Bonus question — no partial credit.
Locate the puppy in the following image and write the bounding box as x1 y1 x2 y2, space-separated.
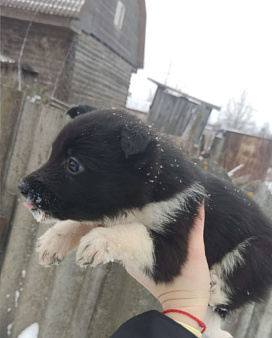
18 106 272 337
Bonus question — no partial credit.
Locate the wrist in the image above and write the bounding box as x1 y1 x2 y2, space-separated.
159 290 209 320
162 308 206 334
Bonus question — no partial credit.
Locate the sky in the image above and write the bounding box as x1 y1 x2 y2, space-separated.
128 0 272 127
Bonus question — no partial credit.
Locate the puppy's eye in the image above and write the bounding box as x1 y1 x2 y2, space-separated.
67 158 83 174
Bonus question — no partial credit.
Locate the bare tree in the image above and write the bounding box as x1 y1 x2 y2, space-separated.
258 121 272 139
221 90 257 133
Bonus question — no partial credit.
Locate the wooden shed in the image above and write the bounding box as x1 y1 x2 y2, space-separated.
0 0 146 107
210 130 272 186
148 79 220 136
148 79 220 154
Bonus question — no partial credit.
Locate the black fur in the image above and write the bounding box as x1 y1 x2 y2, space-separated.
19 108 272 317
66 105 97 119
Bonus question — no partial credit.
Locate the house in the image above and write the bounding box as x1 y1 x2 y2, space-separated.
0 0 146 107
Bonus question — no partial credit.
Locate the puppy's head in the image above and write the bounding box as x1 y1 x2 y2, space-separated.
18 109 159 222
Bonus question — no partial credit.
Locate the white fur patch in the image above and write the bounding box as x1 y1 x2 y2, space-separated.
209 240 250 307
30 209 46 222
204 307 233 338
102 183 206 234
220 240 249 275
140 183 206 233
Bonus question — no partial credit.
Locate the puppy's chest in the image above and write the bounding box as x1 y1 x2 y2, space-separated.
101 208 156 230
102 185 206 232
102 194 184 233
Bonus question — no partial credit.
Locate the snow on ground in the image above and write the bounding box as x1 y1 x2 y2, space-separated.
15 290 20 307
17 323 39 338
7 323 13 336
265 181 272 192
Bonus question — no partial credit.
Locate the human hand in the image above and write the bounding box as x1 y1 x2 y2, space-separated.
126 205 210 332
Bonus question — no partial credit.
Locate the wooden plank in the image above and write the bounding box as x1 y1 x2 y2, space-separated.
70 33 133 107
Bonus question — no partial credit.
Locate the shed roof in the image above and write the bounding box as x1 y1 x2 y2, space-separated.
1 0 85 18
223 128 272 141
149 78 221 111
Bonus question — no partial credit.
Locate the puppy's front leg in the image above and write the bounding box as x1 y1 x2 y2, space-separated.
76 223 154 273
37 220 96 266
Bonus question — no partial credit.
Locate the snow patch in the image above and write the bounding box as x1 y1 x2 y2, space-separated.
15 290 20 307
35 196 42 204
7 323 13 336
265 181 272 192
22 270 26 278
18 323 39 338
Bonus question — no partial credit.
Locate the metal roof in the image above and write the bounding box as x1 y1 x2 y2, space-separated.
1 0 86 18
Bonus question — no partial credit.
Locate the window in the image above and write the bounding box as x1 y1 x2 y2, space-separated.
114 1 126 30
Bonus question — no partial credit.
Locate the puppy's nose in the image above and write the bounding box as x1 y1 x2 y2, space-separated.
18 181 30 197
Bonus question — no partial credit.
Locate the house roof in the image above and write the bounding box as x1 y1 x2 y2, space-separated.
1 0 85 18
1 0 146 69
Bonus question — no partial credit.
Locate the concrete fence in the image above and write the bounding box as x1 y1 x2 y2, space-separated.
0 86 160 338
0 86 271 338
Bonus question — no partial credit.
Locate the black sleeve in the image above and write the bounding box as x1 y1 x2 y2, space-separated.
111 310 197 338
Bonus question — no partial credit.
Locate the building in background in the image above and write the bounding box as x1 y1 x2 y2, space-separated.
147 79 220 155
1 0 146 107
209 130 272 187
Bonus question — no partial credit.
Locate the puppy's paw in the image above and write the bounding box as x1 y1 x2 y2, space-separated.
37 229 68 267
209 270 229 307
76 228 120 268
209 270 218 293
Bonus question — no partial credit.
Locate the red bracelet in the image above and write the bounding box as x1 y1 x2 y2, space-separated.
162 309 206 334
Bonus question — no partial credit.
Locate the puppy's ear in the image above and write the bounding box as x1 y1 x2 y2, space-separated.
67 105 97 119
121 126 151 158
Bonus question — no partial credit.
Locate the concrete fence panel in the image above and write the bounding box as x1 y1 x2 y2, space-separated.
0 95 160 338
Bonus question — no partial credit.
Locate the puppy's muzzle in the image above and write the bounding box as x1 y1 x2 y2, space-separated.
18 181 30 198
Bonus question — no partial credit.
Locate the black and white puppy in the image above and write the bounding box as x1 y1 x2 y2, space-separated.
18 107 272 338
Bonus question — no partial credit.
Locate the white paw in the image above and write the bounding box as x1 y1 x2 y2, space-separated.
209 269 230 307
36 228 68 266
209 270 218 290
76 228 120 268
